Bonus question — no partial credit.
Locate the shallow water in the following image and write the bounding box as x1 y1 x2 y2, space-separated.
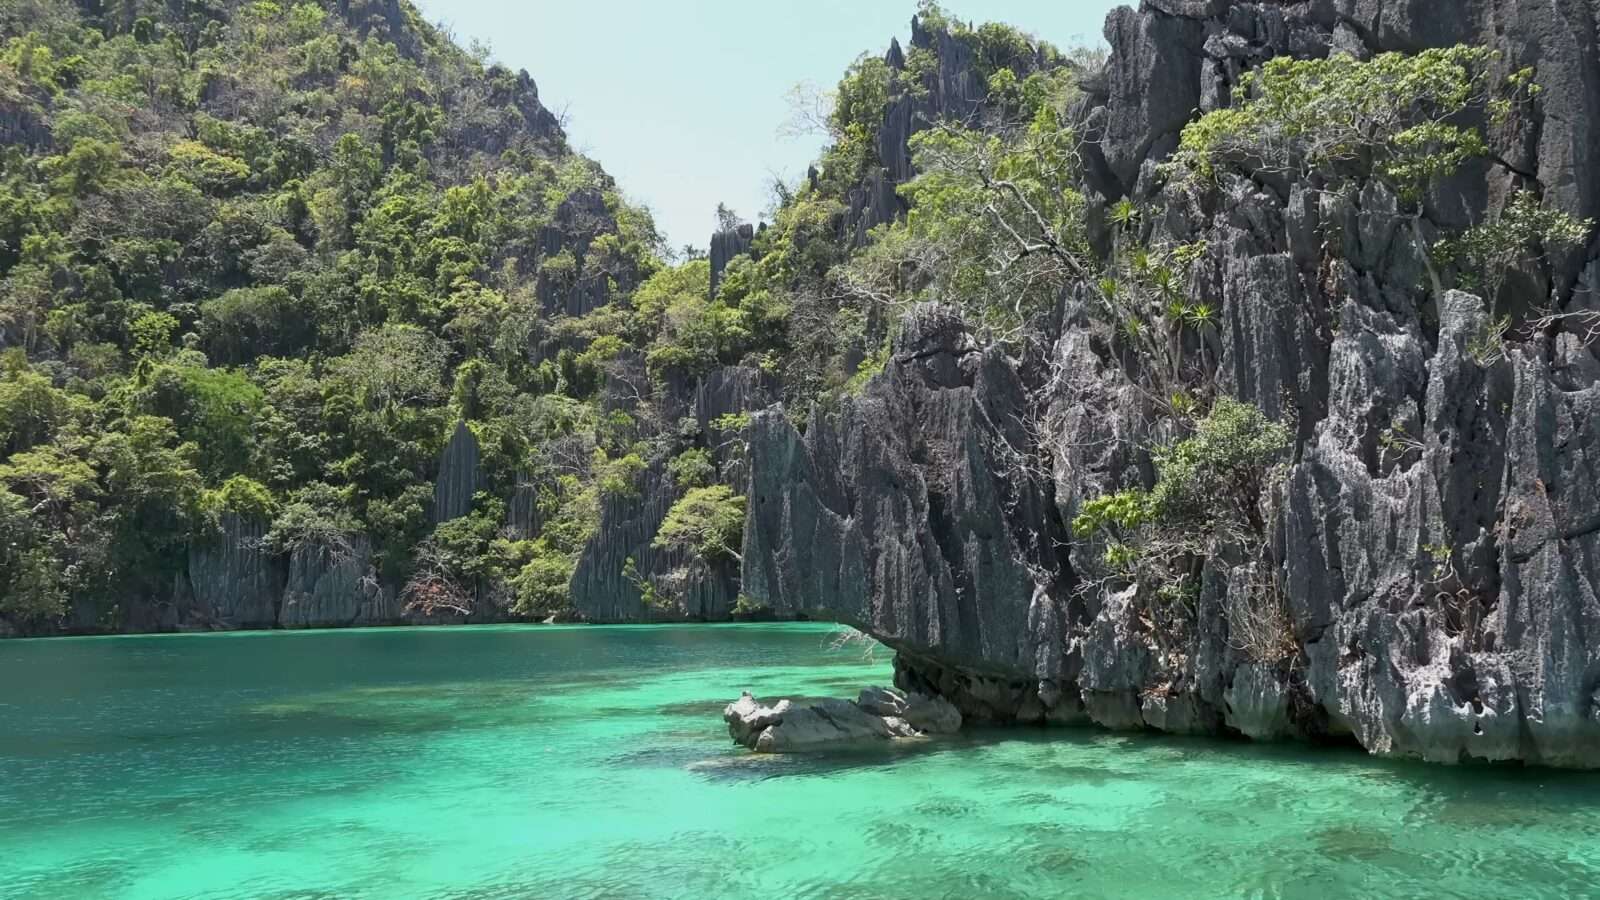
1 624 1597 899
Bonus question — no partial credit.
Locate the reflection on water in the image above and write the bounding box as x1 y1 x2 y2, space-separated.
2 623 1599 899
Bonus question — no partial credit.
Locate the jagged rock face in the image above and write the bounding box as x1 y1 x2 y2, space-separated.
168 524 400 632
709 224 755 299
570 366 773 622
845 18 1051 245
743 306 1072 684
536 189 628 319
453 66 567 156
187 513 286 629
506 473 545 541
1082 0 1600 262
279 537 394 629
1088 6 1205 197
0 97 50 151
742 2 1600 767
432 421 483 525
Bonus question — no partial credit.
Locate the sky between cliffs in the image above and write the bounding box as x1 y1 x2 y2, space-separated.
413 0 1119 253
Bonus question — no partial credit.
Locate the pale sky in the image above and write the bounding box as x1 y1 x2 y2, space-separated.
414 1 1122 252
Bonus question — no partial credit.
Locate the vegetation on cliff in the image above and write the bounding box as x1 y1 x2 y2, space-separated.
0 0 1069 631
2 0 1589 643
0 0 668 627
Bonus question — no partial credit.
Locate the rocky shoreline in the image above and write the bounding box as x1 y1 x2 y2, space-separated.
735 1 1600 770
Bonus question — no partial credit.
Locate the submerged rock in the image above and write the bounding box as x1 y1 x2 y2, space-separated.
723 687 962 753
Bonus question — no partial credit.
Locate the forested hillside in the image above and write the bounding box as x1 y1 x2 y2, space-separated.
0 0 672 632
0 0 1071 634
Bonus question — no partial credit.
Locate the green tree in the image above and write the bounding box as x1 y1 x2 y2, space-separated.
654 484 746 564
1172 47 1588 303
199 286 314 364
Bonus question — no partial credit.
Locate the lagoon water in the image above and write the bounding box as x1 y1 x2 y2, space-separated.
2 623 1599 899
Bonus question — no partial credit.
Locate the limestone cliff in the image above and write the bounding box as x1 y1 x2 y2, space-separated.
741 0 1600 768
570 366 773 621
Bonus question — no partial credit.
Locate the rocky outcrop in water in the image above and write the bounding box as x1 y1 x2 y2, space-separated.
743 305 1071 687
724 687 962 752
278 537 394 629
740 1 1600 768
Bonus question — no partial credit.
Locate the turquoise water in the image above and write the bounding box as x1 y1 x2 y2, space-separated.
2 625 1599 899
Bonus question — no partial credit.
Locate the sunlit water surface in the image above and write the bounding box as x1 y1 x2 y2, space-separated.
2 624 1598 899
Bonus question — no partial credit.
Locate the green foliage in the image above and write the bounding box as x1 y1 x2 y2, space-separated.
1147 398 1291 531
653 484 746 564
512 545 576 615
1074 397 1290 563
510 476 597 616
130 312 178 358
0 361 73 454
199 286 312 364
1172 47 1519 200
1072 399 1294 660
710 412 751 435
0 489 68 622
412 494 505 590
330 325 449 411
203 474 278 521
667 447 715 489
1072 489 1152 540
1435 191 1592 309
266 482 360 557
827 54 893 179
638 259 751 378
130 361 264 481
165 140 250 195
594 449 647 498
0 0 687 626
1173 46 1590 310
0 0 1114 628
845 71 1085 343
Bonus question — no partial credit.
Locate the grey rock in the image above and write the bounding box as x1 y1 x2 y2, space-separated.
570 366 772 622
432 421 483 525
278 537 392 629
856 686 910 718
535 189 631 319
854 685 961 733
743 305 1071 681
731 0 1600 770
186 513 284 629
505 471 546 541
746 286 1600 767
0 96 50 150
1089 6 1204 198
902 692 963 734
1224 663 1295 740
709 224 754 300
723 687 960 753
